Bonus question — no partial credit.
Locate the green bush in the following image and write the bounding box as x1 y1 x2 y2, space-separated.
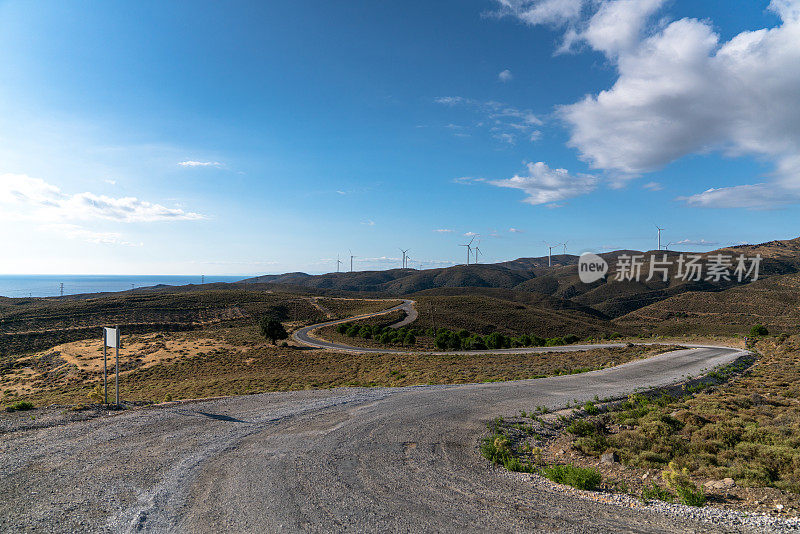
663 462 706 507
358 326 372 339
545 337 565 346
750 324 769 337
336 323 350 334
640 482 674 503
404 333 416 345
566 419 599 437
563 334 580 344
5 400 34 412
542 464 602 490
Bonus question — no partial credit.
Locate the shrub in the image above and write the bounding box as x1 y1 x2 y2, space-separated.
583 401 599 415
88 385 104 403
163 393 173 402
750 324 769 337
434 331 450 350
358 326 372 339
530 335 545 346
640 482 674 503
5 400 34 412
404 333 416 345
542 464 602 490
566 419 598 437
336 323 350 334
662 461 706 507
346 325 360 337
563 334 580 344
545 337 565 346
485 332 508 350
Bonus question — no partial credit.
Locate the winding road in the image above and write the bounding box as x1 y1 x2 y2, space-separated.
1 300 752 533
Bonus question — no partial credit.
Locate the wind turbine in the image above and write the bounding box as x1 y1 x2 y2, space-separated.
664 241 674 251
656 225 664 251
543 241 559 267
474 240 482 264
349 249 355 272
562 241 568 255
399 248 410 269
460 235 476 265
336 254 343 273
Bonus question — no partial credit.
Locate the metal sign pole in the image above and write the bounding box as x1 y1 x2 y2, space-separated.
103 328 108 404
115 326 120 406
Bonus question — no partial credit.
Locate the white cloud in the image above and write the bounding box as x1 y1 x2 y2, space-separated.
0 173 204 223
492 0 585 26
679 184 800 210
493 0 664 55
580 0 666 55
464 231 480 237
104 179 117 185
552 2 800 208
495 0 800 208
673 238 719 247
178 160 222 168
643 181 663 191
41 223 142 247
434 97 542 144
361 220 376 226
509 227 524 233
434 228 454 233
498 69 514 82
488 161 598 205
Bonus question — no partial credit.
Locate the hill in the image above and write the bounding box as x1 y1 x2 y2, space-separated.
242 238 800 325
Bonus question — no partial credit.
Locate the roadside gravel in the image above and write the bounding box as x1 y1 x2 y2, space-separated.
1 346 770 533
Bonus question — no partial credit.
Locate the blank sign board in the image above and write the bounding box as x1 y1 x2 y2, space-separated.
104 327 120 348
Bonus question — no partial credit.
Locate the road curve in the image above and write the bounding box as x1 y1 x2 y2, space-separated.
0 305 752 533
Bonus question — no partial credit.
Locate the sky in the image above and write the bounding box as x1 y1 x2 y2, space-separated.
1 0 799 275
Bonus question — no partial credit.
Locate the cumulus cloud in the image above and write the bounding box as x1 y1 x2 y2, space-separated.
178 160 222 167
492 0 585 26
498 69 514 82
488 161 598 205
0 173 204 223
497 0 800 209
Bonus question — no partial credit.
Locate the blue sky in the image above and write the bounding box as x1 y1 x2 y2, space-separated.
1 0 799 275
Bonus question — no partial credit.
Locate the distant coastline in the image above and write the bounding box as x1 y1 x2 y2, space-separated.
0 275 248 298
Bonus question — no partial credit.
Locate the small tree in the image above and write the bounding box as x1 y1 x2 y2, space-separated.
404 332 416 345
750 324 768 337
259 316 288 344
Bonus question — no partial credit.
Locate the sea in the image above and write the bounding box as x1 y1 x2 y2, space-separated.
0 275 250 298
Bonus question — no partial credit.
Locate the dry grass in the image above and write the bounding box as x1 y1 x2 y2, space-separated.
555 335 800 495
0 326 672 407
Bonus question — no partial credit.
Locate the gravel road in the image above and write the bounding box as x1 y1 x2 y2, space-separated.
2 344 764 533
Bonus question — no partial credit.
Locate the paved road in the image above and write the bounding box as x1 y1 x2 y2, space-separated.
1 304 752 533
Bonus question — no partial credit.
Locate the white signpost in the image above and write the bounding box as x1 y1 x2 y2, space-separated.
103 327 121 405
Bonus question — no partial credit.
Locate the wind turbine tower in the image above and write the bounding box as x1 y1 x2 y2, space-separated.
544 242 559 267
336 254 343 273
562 241 568 255
460 235 476 265
656 225 664 251
399 248 410 269
349 249 355 272
474 240 482 264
